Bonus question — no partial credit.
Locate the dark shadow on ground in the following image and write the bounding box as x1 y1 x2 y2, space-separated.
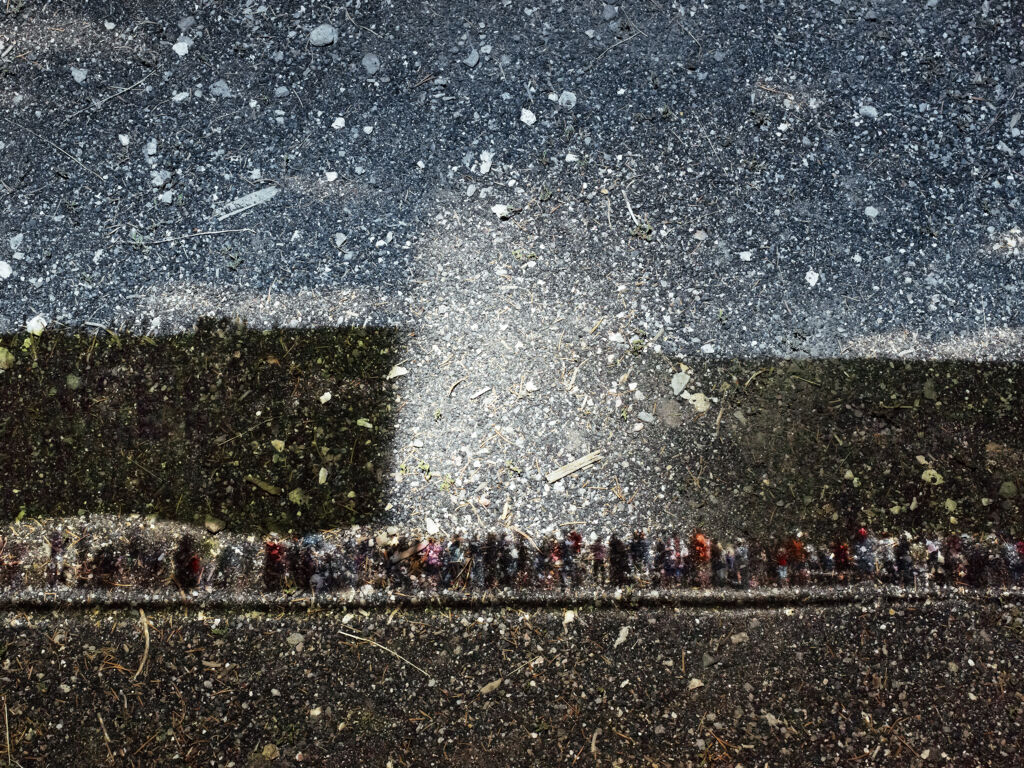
685 358 1023 538
0 319 402 533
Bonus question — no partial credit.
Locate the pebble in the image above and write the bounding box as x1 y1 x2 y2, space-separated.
71 67 88 84
26 315 47 335
859 104 879 119
463 48 480 68
286 632 305 648
602 3 619 20
309 24 338 46
479 150 494 175
9 233 23 251
520 108 537 126
362 52 381 75
172 37 191 57
209 79 233 98
864 205 880 219
805 269 820 287
0 261 11 280
558 91 577 109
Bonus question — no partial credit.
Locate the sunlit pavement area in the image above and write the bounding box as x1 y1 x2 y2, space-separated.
1 1 1023 765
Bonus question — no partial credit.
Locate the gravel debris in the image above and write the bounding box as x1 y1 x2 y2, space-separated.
309 23 338 46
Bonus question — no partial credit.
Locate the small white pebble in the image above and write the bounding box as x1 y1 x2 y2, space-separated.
520 107 537 126
805 269 820 287
319 391 332 404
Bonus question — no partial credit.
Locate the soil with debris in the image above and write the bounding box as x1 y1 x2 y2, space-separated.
2 599 1022 766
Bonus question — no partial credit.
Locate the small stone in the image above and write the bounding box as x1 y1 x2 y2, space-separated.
318 467 329 485
491 204 511 219
702 653 714 668
362 52 381 75
9 233 24 251
805 269 820 287
309 24 338 46
204 516 224 533
178 16 196 32
71 67 88 84
463 48 480 67
730 632 749 645
520 108 537 126
614 626 629 648
319 391 332 404
558 90 577 109
172 38 191 57
864 205 880 219
26 315 47 335
999 481 1018 499
274 86 289 98
479 149 494 175
858 104 879 119
262 744 280 759
0 261 10 280
602 3 619 20
331 116 346 129
738 250 753 261
425 517 439 535
0 348 14 370
687 678 704 690
209 79 233 98
286 632 305 648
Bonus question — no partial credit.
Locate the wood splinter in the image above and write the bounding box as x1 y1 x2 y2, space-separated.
545 450 602 484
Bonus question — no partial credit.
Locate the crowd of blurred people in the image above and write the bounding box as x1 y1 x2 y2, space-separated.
14 525 1022 593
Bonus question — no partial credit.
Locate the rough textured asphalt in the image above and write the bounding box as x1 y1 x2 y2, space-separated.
1 1 1021 355
2 599 1023 767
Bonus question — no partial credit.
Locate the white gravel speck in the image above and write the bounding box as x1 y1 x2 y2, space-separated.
309 24 338 46
172 38 191 57
858 104 879 119
479 150 494 175
805 269 820 287
0 261 11 280
520 108 537 126
463 48 480 68
209 79 233 98
26 315 47 335
331 116 345 130
864 205 880 219
558 91 577 109
71 67 88 83
362 52 381 75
